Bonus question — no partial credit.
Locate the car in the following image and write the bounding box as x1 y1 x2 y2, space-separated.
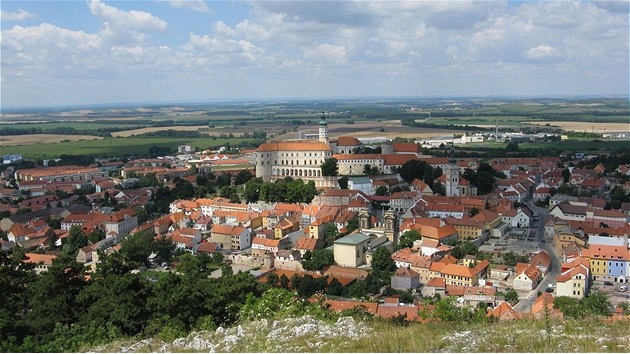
545 287 554 293
604 281 614 286
619 285 628 292
161 262 168 267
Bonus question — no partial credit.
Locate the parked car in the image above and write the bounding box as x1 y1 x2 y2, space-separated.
619 285 628 292
545 287 554 293
604 281 614 286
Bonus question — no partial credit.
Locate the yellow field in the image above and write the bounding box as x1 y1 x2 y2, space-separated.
525 121 629 133
0 134 102 146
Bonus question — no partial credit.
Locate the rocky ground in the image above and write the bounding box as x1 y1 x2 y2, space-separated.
91 315 370 353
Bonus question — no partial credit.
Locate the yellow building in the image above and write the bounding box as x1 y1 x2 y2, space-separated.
274 217 300 239
333 233 371 268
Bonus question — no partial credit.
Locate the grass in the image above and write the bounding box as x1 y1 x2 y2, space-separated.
88 316 630 353
1 137 252 159
343 317 629 352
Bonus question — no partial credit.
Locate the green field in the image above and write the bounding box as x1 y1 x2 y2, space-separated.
0 121 143 131
1 136 251 159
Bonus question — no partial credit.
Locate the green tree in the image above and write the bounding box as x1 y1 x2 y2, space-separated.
234 170 253 185
25 254 87 334
504 289 518 303
321 158 338 176
64 226 88 256
562 168 571 183
176 253 216 276
243 178 262 203
133 206 149 225
371 247 396 273
120 230 154 267
76 273 150 335
302 249 335 272
0 248 35 345
87 229 106 245
327 277 344 296
475 171 495 195
398 230 421 249
375 185 389 196
153 234 175 264
323 223 339 247
338 176 349 189
399 160 428 182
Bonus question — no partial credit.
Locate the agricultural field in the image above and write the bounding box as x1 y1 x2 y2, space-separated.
111 125 211 137
525 121 629 133
273 120 465 141
0 134 102 146
0 136 250 160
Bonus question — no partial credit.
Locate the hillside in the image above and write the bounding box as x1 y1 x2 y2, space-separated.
91 315 629 353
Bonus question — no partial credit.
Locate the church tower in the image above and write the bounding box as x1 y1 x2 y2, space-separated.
445 147 460 197
318 110 328 144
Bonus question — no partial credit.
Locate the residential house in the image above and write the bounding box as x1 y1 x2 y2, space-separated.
556 257 590 299
439 259 490 287
274 217 300 239
586 209 628 229
582 243 630 283
550 201 587 222
104 209 138 238
445 217 485 241
489 301 521 321
409 178 433 196
251 237 284 255
513 263 543 291
24 253 57 274
530 293 563 320
391 267 421 290
530 250 552 275
421 277 447 298
293 236 319 256
210 224 251 250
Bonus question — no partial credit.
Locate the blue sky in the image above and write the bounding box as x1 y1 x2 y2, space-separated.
1 0 628 108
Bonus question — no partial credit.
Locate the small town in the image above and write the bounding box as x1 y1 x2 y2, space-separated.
2 116 629 342
1 0 629 352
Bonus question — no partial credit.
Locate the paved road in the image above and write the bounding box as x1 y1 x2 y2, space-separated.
514 202 563 313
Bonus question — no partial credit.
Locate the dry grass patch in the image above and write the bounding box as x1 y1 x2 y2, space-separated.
525 121 630 132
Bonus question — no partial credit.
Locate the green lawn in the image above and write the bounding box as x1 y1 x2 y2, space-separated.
1 136 252 159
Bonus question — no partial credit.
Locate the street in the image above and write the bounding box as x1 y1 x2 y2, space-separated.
514 201 563 313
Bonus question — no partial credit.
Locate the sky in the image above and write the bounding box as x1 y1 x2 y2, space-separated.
1 0 628 108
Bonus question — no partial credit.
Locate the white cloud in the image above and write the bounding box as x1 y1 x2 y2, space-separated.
170 0 211 14
303 44 348 65
88 0 167 33
525 45 560 60
0 9 35 21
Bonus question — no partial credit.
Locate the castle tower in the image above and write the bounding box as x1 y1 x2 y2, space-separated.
445 147 460 197
318 110 328 144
